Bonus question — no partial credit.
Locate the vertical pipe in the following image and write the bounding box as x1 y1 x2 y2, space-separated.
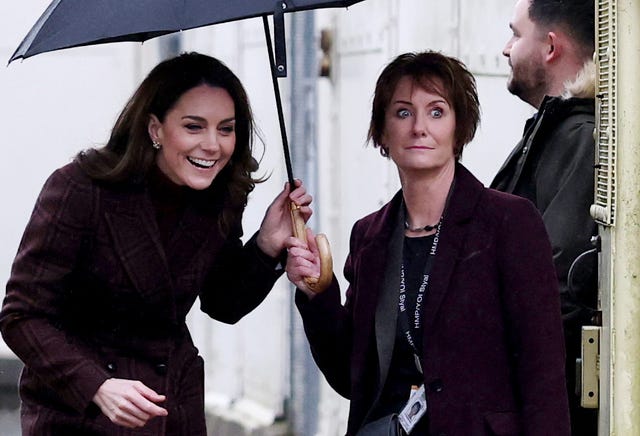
609 1 640 434
289 10 321 436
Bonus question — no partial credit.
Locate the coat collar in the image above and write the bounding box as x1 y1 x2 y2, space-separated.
102 184 224 315
491 93 594 192
561 60 596 100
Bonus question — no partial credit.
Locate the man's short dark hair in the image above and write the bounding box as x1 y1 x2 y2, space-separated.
529 0 595 58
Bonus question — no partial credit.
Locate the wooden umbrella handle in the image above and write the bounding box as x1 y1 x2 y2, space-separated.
290 202 333 293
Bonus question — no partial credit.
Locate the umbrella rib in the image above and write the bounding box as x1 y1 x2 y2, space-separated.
10 0 64 62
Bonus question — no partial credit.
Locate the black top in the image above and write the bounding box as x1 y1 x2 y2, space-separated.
373 234 434 433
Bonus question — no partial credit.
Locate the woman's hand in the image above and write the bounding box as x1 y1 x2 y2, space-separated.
285 227 322 298
257 180 312 259
93 378 168 428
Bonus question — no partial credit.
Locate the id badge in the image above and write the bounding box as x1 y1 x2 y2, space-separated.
398 384 427 434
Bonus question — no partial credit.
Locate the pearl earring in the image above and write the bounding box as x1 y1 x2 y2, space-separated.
152 140 161 150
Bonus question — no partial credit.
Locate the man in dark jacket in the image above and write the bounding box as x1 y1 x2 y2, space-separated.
491 0 598 434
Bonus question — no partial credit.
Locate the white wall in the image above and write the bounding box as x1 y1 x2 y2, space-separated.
2 1 538 434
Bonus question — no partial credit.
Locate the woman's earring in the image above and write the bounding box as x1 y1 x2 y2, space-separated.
152 140 161 150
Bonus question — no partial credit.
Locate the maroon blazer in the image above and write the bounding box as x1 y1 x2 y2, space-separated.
296 164 570 436
0 161 282 435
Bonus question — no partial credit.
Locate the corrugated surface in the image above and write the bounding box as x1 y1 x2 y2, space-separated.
594 0 617 225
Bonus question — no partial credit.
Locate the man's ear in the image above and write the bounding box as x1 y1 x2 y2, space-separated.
148 114 162 142
545 31 563 62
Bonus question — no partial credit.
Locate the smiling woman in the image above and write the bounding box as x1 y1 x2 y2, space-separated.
148 84 237 190
0 52 314 435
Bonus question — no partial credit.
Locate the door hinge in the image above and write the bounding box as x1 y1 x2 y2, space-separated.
579 326 600 408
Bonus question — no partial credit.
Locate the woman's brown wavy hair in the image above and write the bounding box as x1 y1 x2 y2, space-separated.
77 52 262 236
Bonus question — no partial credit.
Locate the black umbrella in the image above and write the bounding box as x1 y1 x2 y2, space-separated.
10 0 356 291
10 0 364 188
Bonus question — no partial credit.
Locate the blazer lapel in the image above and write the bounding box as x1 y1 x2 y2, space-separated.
423 165 484 332
374 203 404 394
354 193 403 419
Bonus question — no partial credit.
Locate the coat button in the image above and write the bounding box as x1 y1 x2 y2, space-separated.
106 362 117 373
155 363 168 375
428 378 444 393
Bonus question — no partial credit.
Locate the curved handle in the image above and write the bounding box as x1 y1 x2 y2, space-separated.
290 202 333 293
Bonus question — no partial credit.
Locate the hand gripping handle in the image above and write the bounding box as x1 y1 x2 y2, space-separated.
290 202 333 293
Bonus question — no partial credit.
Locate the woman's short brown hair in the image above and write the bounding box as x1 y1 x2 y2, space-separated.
367 51 480 160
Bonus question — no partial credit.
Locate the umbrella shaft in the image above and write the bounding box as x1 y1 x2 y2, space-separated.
262 16 295 187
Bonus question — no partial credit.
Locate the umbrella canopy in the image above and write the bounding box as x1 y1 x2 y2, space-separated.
10 0 364 186
10 0 361 78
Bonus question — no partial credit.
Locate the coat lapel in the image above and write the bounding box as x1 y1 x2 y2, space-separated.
491 113 538 191
423 165 485 332
491 137 524 189
104 185 226 291
374 202 404 393
103 186 226 322
165 200 227 279
104 188 174 301
353 192 403 416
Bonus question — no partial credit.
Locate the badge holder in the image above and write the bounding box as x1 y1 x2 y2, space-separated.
398 384 427 434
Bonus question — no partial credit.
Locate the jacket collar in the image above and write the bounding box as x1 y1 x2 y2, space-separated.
562 59 596 100
491 91 594 192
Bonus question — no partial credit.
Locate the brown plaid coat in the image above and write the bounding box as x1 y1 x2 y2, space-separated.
0 161 282 435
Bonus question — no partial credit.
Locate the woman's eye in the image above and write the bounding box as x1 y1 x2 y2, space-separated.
219 125 235 135
430 108 443 118
185 124 202 131
397 109 411 119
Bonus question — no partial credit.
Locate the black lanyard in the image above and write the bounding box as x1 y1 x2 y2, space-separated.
398 219 442 368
